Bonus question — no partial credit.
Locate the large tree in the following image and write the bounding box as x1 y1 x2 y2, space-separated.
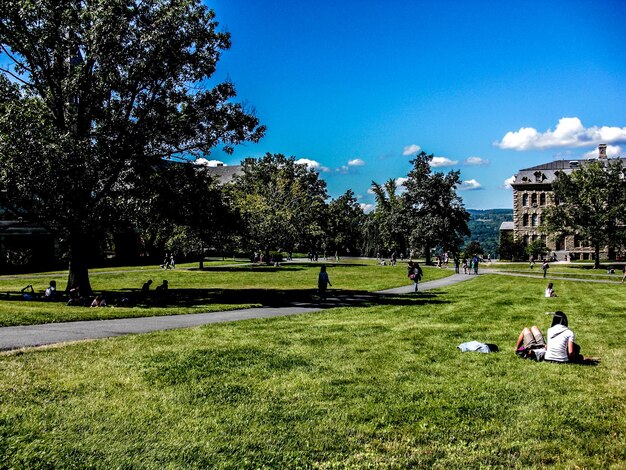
368 179 407 256
402 151 470 264
137 162 240 269
0 0 264 293
325 189 365 256
230 153 328 258
542 159 626 268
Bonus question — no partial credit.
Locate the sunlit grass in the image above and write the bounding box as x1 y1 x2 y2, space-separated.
0 274 624 467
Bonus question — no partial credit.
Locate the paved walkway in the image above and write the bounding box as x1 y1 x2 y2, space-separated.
0 273 474 352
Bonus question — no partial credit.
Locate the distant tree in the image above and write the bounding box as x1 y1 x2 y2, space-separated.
0 0 264 293
498 232 525 261
525 239 547 260
542 160 626 268
326 190 365 255
463 241 483 259
403 152 470 264
369 179 407 256
231 154 328 259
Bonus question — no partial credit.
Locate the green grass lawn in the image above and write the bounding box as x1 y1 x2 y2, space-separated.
483 261 626 282
0 260 451 326
0 273 624 467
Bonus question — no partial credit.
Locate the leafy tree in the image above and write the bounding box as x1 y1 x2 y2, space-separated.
138 162 240 269
231 154 328 259
368 179 407 257
498 232 525 261
325 190 365 255
462 241 483 259
403 152 470 264
542 160 626 268
0 0 264 293
524 239 547 260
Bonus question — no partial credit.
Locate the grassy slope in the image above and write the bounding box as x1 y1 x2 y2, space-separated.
0 261 451 326
0 274 624 468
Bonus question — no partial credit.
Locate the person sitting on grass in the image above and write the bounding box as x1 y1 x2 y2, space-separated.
42 280 57 301
544 282 557 298
515 311 584 363
67 285 85 306
155 280 169 303
90 295 107 307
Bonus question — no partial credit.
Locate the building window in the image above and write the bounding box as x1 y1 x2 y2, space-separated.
522 193 528 206
523 214 529 226
531 193 537 206
532 235 538 242
532 214 538 227
540 193 546 205
523 235 529 246
534 171 543 182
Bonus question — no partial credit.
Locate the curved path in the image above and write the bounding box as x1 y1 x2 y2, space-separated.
0 273 475 352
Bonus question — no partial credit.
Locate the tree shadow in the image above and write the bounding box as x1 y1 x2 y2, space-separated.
1 286 450 311
109 288 451 310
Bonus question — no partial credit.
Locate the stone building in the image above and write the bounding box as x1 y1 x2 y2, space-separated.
506 144 626 261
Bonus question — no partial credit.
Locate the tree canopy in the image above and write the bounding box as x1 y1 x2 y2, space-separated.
542 159 626 268
402 152 470 264
325 190 365 256
230 154 328 257
0 0 264 291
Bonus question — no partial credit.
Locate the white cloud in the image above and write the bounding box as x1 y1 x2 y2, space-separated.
583 144 622 159
336 165 350 174
402 144 421 156
296 158 330 172
430 157 459 167
296 158 320 169
458 179 482 191
465 156 489 166
360 203 375 214
367 187 375 194
503 175 516 189
495 117 626 150
347 158 365 166
395 177 408 188
194 158 225 167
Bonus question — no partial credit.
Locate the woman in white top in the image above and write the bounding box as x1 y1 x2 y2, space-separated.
544 282 557 298
544 311 582 363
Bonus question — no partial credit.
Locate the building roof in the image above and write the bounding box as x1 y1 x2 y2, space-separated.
204 165 243 184
512 157 626 188
499 221 515 231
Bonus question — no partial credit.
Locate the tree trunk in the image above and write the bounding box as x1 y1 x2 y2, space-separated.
594 244 601 269
424 244 432 265
66 235 93 295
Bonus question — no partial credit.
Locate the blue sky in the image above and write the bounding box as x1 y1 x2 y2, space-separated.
205 0 626 210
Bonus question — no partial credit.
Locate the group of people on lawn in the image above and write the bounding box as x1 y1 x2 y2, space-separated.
21 279 169 307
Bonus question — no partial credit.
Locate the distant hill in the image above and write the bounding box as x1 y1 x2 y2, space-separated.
464 209 513 258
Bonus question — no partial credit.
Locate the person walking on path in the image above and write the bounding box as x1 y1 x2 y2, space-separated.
454 256 460 274
542 260 549 278
473 256 480 275
318 265 332 300
410 262 423 292
622 266 626 284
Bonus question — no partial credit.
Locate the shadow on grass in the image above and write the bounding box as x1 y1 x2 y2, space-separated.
188 262 373 273
131 288 451 310
0 287 450 311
